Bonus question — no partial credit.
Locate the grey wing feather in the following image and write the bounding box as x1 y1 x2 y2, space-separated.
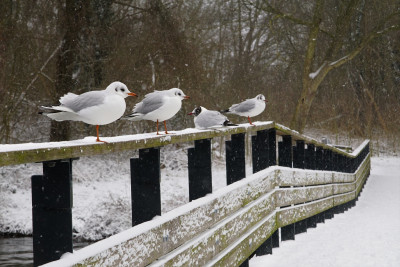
133 91 165 114
62 91 106 112
197 110 227 128
230 99 255 113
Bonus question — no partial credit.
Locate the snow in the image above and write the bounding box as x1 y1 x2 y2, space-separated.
0 122 273 154
309 62 327 79
250 157 400 267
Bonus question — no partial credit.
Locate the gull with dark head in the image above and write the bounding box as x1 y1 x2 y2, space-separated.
40 81 137 142
122 88 189 135
188 106 237 129
222 94 267 125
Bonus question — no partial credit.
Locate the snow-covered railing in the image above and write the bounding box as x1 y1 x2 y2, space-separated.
0 121 370 267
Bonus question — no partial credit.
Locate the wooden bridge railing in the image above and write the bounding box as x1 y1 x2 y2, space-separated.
0 121 370 267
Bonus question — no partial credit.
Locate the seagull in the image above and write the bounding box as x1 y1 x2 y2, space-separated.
122 88 189 135
222 94 267 125
40 81 137 142
188 106 237 129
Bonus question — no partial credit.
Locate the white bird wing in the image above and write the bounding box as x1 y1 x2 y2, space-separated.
230 99 256 113
196 110 228 128
132 91 165 115
60 91 106 112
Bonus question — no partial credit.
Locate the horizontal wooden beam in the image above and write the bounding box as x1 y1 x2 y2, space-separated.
42 154 370 267
0 121 368 167
0 122 273 167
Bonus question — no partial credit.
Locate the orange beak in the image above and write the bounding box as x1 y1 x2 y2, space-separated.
128 92 138 97
184 95 190 100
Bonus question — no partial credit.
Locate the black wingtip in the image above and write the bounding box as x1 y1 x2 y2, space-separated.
223 120 238 127
220 109 230 114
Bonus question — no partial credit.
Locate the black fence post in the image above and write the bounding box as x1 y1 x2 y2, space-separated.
255 236 272 256
293 140 305 169
188 139 212 201
281 224 295 241
278 135 292 167
252 130 269 173
305 144 316 170
267 128 277 166
131 148 161 226
271 230 280 248
31 159 73 267
315 146 324 170
294 219 307 235
226 133 246 185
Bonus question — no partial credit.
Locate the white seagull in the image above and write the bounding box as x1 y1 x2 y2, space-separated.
40 81 137 142
222 94 267 125
188 106 237 129
122 88 189 135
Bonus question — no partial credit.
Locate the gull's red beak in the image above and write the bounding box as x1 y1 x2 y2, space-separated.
184 95 190 100
264 100 268 102
188 112 193 115
128 92 138 97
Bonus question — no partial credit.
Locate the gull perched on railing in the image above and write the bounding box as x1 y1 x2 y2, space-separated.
222 94 267 125
122 88 190 135
39 81 137 143
188 106 237 129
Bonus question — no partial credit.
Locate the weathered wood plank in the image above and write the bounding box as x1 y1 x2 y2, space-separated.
152 193 276 266
275 185 333 207
333 192 355 206
333 183 355 195
276 169 333 187
0 122 275 167
277 198 334 227
66 168 277 267
44 151 371 267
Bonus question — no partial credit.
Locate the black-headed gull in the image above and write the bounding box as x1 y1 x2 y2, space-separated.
40 81 137 142
222 94 267 125
123 88 189 135
188 106 237 129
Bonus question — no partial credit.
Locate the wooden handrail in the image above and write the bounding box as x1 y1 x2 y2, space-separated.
0 121 364 167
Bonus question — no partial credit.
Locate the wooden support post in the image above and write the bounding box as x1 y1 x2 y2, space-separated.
239 259 249 267
252 130 269 173
281 224 295 241
31 159 73 267
315 146 324 170
294 219 307 235
278 135 292 167
271 230 280 248
188 139 212 201
293 140 305 169
307 215 317 228
255 236 272 256
131 148 161 226
226 133 246 185
267 128 277 166
316 212 325 224
325 208 334 220
305 144 316 170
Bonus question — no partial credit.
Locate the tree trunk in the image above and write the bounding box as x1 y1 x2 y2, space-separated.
50 0 86 141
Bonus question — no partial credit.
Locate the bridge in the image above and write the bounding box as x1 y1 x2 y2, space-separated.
0 121 370 266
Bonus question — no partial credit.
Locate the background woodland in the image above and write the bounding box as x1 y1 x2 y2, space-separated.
0 0 399 146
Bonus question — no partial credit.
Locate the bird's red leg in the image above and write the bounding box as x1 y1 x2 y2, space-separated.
164 121 169 134
156 120 160 135
96 125 107 143
248 116 255 126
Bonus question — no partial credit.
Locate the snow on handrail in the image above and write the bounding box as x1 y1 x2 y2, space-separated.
0 121 368 167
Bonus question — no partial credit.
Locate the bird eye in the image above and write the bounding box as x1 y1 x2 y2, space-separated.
115 88 118 92
121 88 125 92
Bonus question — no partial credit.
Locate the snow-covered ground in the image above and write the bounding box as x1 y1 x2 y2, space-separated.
251 157 400 267
1 135 399 266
